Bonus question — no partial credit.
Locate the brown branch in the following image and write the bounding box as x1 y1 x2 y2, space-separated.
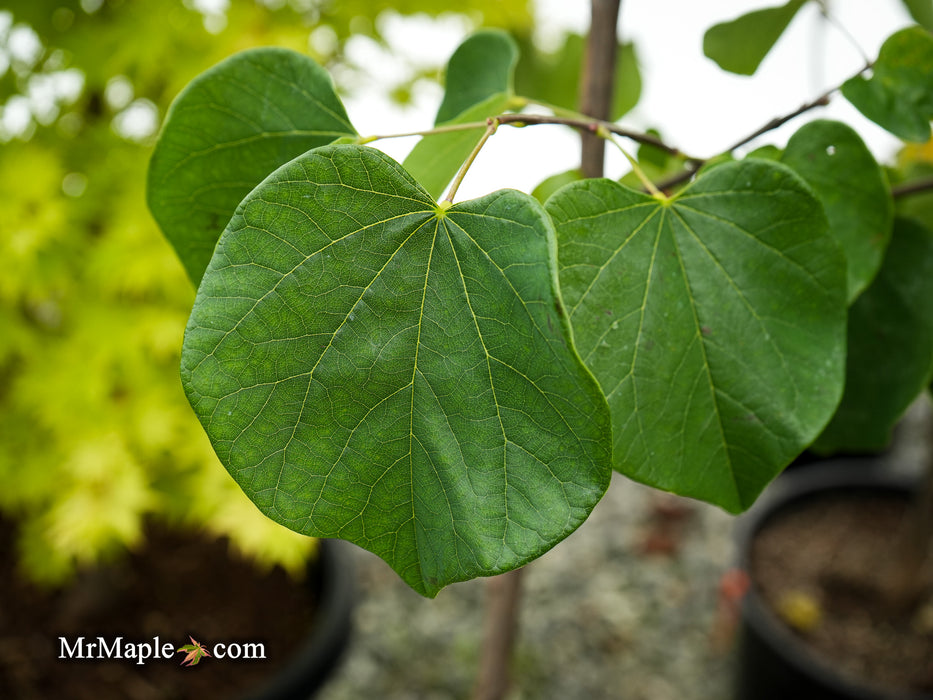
496 113 690 159
721 91 834 155
579 0 623 178
892 176 933 199
655 62 873 193
493 107 933 202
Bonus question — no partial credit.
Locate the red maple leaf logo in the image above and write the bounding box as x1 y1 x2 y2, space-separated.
177 636 212 667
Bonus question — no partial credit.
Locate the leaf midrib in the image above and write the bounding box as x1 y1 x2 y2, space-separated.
665 206 740 506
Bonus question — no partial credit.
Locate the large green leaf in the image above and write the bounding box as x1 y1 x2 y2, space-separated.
547 160 847 513
781 120 893 303
813 218 933 453
842 26 933 143
703 0 808 75
403 31 520 200
147 48 356 285
181 144 612 597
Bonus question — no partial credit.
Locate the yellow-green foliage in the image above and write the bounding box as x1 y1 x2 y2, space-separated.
0 135 316 584
0 0 534 586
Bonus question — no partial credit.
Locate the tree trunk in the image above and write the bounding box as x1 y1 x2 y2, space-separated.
579 0 622 178
471 568 526 700
472 6 623 698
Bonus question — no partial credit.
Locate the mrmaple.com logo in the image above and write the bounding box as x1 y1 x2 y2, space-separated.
58 635 266 666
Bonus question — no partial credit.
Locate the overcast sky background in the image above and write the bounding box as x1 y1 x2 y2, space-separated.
344 0 916 202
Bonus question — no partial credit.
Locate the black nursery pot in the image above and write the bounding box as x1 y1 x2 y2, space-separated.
240 538 355 700
733 460 931 700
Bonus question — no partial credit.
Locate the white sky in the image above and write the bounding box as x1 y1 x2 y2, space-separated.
345 0 916 202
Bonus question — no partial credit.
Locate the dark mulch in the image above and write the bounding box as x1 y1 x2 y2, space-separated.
751 491 933 695
0 517 319 700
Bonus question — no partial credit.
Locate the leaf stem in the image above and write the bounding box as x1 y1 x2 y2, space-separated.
358 121 491 144
819 3 872 67
443 118 499 205
607 133 666 200
359 111 693 163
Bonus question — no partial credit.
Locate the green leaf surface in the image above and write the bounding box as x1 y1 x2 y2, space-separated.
181 144 612 597
435 29 518 125
147 48 356 285
547 160 847 512
842 26 933 142
813 218 933 453
703 0 808 75
781 120 893 303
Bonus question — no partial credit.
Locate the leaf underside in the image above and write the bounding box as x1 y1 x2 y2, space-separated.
813 218 933 453
703 0 807 75
404 30 519 200
842 26 933 143
181 144 612 597
902 0 933 31
547 159 847 513
435 29 518 125
781 120 893 303
147 48 356 285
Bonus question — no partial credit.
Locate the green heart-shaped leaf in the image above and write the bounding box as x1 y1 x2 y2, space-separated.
147 48 356 284
181 144 612 596
781 120 893 303
703 0 808 75
842 26 933 142
547 159 847 512
404 30 519 200
435 29 518 125
813 218 933 453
